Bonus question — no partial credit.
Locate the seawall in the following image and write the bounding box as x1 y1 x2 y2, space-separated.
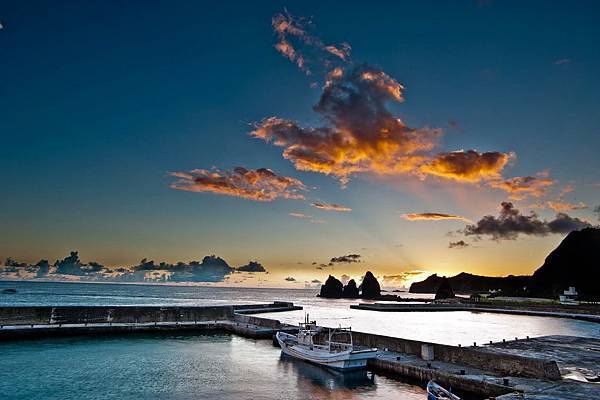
350 302 600 323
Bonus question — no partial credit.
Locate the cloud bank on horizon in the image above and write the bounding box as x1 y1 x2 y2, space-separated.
0 252 268 283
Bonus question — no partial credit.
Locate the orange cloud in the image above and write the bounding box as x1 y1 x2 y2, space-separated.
421 150 512 182
400 212 470 222
311 202 352 212
531 200 588 212
170 167 306 202
489 175 555 200
251 59 443 186
263 12 513 188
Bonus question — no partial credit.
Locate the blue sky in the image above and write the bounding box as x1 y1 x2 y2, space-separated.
1 1 599 286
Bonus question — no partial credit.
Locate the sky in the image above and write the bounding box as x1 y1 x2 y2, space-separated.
1 1 599 287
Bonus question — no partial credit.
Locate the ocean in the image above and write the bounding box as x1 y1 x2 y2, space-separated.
1 281 599 399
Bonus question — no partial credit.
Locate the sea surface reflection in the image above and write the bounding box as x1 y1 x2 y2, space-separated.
0 333 426 400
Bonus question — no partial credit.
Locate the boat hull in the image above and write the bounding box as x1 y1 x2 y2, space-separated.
276 331 377 371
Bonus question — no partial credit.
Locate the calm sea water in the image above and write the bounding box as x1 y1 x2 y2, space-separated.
0 333 426 400
1 281 598 400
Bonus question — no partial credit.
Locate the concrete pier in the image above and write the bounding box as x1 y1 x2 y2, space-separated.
350 302 600 323
0 302 301 341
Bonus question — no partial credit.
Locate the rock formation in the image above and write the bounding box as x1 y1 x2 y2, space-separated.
434 277 455 299
360 271 381 299
319 275 343 298
342 279 359 298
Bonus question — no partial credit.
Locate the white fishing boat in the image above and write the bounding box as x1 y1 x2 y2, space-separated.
427 380 460 400
275 315 377 371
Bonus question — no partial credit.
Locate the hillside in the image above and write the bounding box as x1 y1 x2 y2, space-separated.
409 227 600 299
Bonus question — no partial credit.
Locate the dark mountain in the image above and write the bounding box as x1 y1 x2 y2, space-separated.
529 228 600 299
409 272 529 295
410 227 600 299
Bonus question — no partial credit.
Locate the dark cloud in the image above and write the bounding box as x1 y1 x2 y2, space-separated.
285 276 296 282
311 279 322 284
546 213 592 234
463 202 592 240
329 254 361 264
237 261 267 273
170 167 306 202
0 253 248 284
449 240 469 249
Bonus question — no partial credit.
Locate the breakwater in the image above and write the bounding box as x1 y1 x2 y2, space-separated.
350 302 600 323
0 302 301 341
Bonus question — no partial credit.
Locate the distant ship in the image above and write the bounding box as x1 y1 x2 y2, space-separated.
275 314 377 371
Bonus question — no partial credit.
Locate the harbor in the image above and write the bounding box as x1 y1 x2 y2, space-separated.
1 302 599 399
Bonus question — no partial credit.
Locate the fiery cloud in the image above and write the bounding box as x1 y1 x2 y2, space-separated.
489 175 555 200
401 212 470 222
311 202 352 212
421 150 512 182
463 202 591 240
170 167 307 202
252 12 448 185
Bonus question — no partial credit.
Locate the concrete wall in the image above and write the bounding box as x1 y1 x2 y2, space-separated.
0 306 233 326
351 331 561 380
232 313 284 329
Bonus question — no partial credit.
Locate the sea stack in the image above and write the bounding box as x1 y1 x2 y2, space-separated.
360 271 381 299
342 279 359 298
319 275 343 298
435 277 455 300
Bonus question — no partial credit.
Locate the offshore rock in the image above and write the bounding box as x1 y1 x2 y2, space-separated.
360 271 381 299
319 275 343 298
435 277 455 300
342 279 359 298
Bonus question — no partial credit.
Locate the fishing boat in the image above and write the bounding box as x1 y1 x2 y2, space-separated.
427 380 460 400
275 314 377 371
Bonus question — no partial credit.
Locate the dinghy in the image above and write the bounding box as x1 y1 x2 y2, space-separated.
276 315 377 371
427 380 460 400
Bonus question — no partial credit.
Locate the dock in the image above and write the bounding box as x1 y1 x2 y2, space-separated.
350 302 600 323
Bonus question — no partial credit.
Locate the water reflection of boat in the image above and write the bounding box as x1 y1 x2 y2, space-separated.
279 352 376 391
427 381 460 400
276 314 377 370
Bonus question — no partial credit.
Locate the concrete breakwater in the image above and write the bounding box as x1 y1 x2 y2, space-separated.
350 302 600 323
0 303 301 341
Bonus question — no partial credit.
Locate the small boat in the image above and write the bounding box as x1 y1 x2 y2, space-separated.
276 314 377 371
427 381 460 400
